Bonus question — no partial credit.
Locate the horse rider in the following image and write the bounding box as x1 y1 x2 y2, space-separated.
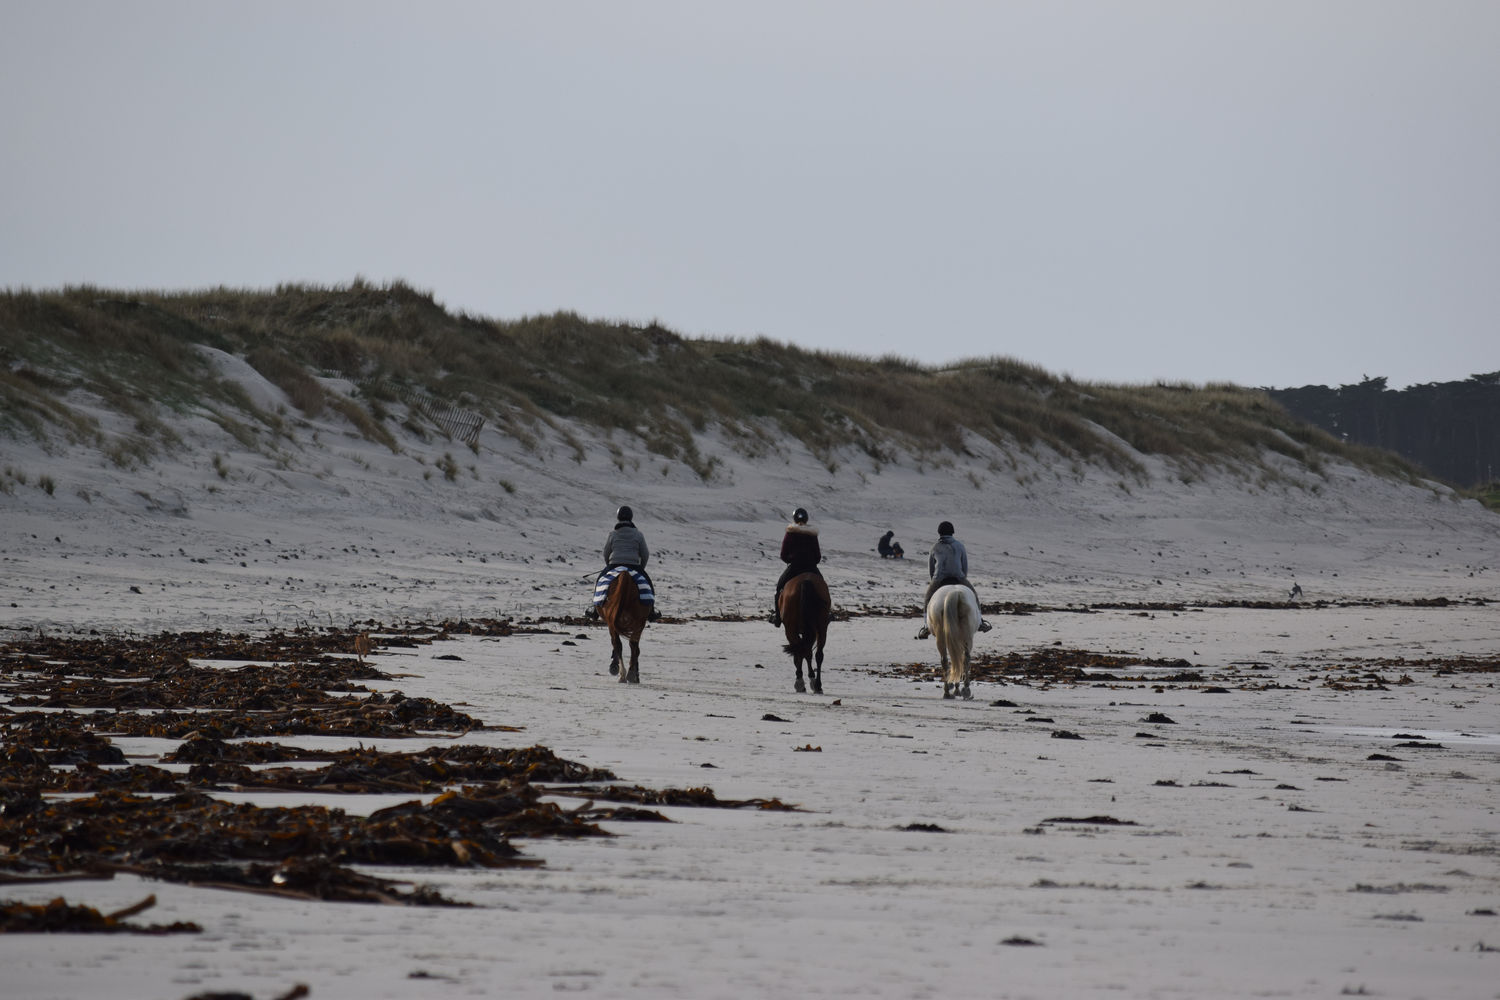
915 520 992 639
769 506 822 626
590 505 660 621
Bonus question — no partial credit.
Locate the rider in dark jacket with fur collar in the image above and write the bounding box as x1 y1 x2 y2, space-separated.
770 507 821 626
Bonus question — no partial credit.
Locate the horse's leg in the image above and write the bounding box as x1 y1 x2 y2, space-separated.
613 629 629 681
786 619 806 693
811 641 824 695
626 635 640 683
932 621 950 698
962 638 974 699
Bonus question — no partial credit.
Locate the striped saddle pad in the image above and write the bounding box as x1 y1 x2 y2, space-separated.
593 566 655 606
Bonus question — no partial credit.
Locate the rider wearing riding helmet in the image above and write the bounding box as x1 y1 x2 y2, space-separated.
592 505 660 620
769 506 822 626
915 519 992 639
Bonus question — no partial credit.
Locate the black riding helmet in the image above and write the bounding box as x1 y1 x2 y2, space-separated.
792 507 809 524
616 505 633 523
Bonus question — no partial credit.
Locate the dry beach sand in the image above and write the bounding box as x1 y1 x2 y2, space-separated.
3 358 1499 999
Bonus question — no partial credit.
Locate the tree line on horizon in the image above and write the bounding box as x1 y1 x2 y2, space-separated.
1270 374 1500 490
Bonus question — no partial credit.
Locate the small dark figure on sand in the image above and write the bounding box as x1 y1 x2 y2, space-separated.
877 530 904 559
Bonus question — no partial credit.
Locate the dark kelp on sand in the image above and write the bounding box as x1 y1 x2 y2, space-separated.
0 893 201 934
0 624 801 921
885 644 1500 690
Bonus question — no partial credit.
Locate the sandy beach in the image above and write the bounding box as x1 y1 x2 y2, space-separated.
3 379 1499 999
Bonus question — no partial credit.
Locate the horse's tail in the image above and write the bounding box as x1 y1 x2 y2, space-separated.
604 571 642 626
937 587 977 673
952 587 978 636
783 575 822 659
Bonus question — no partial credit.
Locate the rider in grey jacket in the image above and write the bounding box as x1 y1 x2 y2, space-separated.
927 532 968 590
916 520 991 638
591 505 660 620
604 519 649 569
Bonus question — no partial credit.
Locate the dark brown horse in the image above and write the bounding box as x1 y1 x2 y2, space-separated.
601 571 649 683
779 571 830 694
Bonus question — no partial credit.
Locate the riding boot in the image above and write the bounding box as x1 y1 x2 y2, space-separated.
648 607 662 622
978 619 993 632
585 605 598 620
768 610 781 627
915 625 931 640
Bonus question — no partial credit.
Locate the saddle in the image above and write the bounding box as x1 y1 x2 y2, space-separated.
594 566 654 606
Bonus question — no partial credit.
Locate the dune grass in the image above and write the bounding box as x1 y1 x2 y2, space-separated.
0 281 1430 488
1469 481 1500 512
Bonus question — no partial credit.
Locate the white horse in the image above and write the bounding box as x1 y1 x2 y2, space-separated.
926 584 980 700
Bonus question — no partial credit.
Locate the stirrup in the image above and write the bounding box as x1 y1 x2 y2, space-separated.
648 608 662 622
768 611 781 627
978 619 993 632
915 625 930 640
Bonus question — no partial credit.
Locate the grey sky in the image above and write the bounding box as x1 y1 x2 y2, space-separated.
4 1 1496 389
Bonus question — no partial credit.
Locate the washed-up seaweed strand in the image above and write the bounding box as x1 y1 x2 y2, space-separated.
0 894 201 934
547 784 805 811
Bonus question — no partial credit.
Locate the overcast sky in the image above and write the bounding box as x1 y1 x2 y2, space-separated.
3 2 1496 389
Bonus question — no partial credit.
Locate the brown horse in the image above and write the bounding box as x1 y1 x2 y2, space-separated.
600 571 649 683
779 571 830 694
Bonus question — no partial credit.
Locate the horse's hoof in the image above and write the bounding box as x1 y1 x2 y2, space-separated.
795 679 806 694
942 688 954 700
626 671 640 684
609 664 619 676
812 683 822 695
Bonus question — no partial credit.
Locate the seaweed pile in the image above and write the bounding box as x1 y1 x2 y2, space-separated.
888 644 1500 690
0 783 607 899
886 647 1213 687
0 894 200 934
551 784 803 811
0 625 794 922
4 742 615 796
0 627 497 737
971 647 1208 686
1359 652 1500 674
